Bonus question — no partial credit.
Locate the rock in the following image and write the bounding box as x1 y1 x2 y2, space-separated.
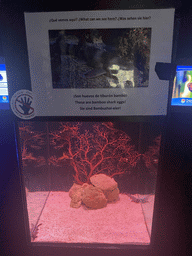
70 189 82 208
90 174 119 202
70 200 82 208
82 184 107 209
104 187 120 202
69 183 82 198
69 175 119 209
69 183 90 208
82 183 90 189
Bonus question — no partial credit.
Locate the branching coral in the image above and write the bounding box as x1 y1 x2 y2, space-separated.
50 122 140 184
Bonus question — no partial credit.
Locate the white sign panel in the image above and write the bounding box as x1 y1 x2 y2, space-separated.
24 9 175 116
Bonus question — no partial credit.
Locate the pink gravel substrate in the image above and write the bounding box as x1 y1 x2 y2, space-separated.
32 192 151 245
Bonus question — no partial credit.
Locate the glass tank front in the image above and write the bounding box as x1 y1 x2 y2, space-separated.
18 120 162 245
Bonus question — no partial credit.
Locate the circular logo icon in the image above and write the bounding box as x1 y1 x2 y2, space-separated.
11 90 35 119
181 98 185 104
2 96 7 101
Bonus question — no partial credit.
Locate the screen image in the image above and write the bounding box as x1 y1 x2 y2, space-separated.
171 66 192 106
49 28 151 89
0 63 9 109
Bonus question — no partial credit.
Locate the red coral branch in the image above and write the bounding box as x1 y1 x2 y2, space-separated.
18 122 46 167
50 122 140 184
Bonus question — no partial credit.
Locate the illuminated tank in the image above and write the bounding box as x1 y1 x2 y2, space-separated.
19 120 161 244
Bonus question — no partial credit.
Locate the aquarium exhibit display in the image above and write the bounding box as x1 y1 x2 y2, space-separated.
18 120 162 245
3 7 174 249
0 3 179 254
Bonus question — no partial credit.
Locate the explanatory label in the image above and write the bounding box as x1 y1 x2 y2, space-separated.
73 93 128 111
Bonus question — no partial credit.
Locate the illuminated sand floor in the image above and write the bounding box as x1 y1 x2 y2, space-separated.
27 192 155 244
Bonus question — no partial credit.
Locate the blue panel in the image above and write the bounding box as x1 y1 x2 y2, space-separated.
0 64 9 109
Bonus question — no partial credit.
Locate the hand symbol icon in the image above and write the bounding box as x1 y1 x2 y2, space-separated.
11 90 35 119
19 96 32 115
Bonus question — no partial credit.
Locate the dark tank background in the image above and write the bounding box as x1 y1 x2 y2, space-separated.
18 120 162 195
